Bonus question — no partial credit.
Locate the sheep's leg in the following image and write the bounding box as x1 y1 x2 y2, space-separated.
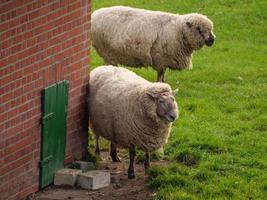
157 68 165 82
110 142 121 162
144 152 151 169
95 135 100 155
128 145 136 179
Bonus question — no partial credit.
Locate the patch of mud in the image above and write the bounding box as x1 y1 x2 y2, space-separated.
34 152 157 200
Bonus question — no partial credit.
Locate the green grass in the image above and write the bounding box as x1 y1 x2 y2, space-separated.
90 0 267 199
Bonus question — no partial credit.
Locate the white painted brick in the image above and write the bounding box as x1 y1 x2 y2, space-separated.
77 170 110 190
54 169 82 187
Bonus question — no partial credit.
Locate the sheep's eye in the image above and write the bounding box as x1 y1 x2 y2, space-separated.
196 27 202 34
158 99 164 104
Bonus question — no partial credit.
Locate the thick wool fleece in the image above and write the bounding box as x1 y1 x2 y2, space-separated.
92 6 214 72
89 66 178 152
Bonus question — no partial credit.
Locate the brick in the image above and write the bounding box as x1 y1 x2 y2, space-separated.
0 0 91 199
54 168 82 187
5 135 32 154
15 184 38 200
0 154 32 175
4 144 34 163
77 170 110 190
0 0 32 14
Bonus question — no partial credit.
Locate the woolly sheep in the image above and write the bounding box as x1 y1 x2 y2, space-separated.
92 6 215 82
89 66 179 179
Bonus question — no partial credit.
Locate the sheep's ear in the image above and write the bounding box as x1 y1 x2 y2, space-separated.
172 89 179 96
186 21 192 28
147 91 159 100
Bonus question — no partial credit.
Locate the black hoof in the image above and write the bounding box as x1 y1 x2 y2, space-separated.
128 173 135 179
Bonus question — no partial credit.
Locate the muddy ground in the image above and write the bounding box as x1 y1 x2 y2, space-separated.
33 152 158 200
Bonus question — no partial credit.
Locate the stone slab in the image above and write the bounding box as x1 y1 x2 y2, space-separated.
75 161 95 172
110 171 122 183
54 168 82 187
77 170 110 190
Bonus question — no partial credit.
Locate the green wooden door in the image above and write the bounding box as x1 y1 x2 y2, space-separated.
40 80 69 188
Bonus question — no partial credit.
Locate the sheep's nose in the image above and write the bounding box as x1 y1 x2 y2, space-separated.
166 112 177 122
205 33 215 46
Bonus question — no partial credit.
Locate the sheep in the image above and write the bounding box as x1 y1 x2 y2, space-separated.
92 6 215 82
89 66 179 179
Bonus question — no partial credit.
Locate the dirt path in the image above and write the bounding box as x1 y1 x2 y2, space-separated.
34 152 155 200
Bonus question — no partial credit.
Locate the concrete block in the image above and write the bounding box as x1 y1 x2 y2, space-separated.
75 161 95 172
98 161 117 170
98 161 108 170
54 168 82 187
77 170 110 190
110 171 121 183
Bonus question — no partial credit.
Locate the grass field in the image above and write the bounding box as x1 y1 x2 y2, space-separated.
90 0 267 199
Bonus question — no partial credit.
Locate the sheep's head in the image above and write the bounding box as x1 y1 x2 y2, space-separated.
146 84 179 123
182 13 215 50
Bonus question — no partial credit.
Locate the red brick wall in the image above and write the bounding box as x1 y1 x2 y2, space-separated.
0 0 91 199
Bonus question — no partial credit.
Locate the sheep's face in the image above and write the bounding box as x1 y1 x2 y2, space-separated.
156 92 178 122
147 90 179 123
183 14 215 50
